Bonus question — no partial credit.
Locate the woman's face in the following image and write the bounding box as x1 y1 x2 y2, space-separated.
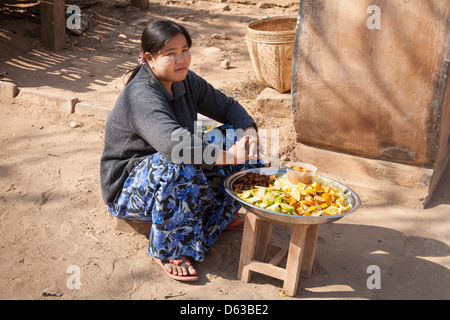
146 33 191 93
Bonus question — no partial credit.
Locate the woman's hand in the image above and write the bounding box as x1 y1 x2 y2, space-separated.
215 126 264 165
243 126 260 159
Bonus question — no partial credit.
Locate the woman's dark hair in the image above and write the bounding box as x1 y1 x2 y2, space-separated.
126 19 192 85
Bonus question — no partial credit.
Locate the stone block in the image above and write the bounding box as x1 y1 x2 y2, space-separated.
292 0 450 167
16 89 78 114
74 102 110 120
0 81 19 98
291 0 450 204
255 87 292 118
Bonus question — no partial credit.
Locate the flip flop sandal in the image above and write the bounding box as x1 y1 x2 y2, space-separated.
156 258 198 282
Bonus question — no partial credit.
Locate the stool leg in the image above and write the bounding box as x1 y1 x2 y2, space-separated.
282 224 308 296
238 211 258 283
254 220 272 262
301 224 319 278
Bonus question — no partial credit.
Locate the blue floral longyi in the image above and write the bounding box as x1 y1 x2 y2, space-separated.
108 124 263 262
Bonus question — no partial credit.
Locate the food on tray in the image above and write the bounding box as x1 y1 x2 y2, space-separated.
235 173 351 217
233 171 275 194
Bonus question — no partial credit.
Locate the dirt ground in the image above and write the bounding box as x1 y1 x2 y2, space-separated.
0 0 449 301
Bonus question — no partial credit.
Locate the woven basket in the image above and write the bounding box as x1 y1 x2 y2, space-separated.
246 16 297 93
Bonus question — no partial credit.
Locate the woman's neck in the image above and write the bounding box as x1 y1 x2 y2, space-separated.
162 81 173 96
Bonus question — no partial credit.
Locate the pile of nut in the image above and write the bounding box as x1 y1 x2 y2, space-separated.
233 172 274 194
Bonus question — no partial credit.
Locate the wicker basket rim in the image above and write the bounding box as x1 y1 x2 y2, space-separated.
245 38 296 44
247 16 297 35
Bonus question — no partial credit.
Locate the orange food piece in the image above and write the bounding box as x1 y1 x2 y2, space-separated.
322 193 332 206
314 195 325 203
302 199 315 206
305 205 317 213
289 197 298 206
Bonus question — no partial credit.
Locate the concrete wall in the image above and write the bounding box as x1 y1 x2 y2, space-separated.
292 0 450 168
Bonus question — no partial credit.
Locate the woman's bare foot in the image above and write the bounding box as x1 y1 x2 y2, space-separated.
163 257 197 277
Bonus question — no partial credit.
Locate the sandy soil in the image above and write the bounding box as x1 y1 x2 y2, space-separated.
0 0 449 301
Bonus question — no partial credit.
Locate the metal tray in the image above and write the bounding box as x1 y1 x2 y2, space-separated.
224 168 361 225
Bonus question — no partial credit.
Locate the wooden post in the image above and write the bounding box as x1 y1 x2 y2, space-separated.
130 0 149 10
40 0 65 51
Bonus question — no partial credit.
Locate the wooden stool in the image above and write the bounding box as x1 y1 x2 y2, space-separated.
116 219 152 236
238 211 319 297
